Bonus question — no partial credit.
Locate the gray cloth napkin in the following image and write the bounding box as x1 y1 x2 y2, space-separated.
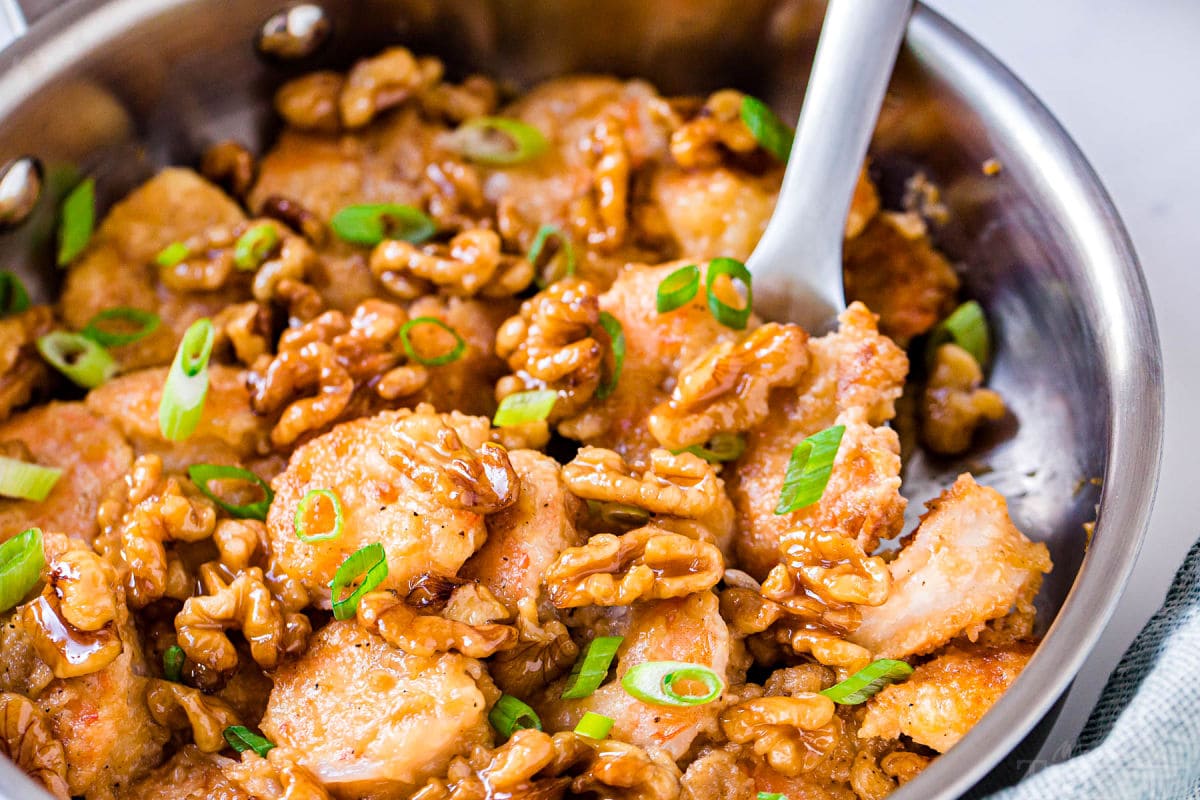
985 536 1200 800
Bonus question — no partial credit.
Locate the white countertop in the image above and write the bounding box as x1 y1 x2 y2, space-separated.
927 0 1200 778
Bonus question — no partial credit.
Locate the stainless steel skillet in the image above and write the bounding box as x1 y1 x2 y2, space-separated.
0 2 1163 798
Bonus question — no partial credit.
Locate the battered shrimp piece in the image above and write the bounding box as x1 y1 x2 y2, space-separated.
537 591 731 759
86 365 272 471
260 621 495 797
0 403 133 543
118 746 246 800
461 449 584 611
59 169 248 370
729 303 909 578
859 642 1037 752
849 475 1052 659
648 166 779 263
559 261 743 462
265 408 494 606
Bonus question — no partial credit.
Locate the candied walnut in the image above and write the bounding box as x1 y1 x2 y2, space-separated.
0 305 52 422
211 519 309 614
423 160 492 232
200 140 256 199
23 547 123 679
419 74 499 123
489 604 579 698
341 47 443 128
571 114 631 251
275 71 344 132
250 225 320 305
371 229 532 299
156 224 239 292
719 587 786 636
669 90 760 170
776 625 873 679
921 343 1005 455
357 590 517 658
768 527 891 607
561 733 681 800
410 728 568 800
679 749 754 800
881 751 929 785
848 738 897 800
212 301 272 365
444 582 513 627
764 664 835 697
0 693 69 800
545 526 723 608
384 413 518 513
720 695 842 778
260 194 328 245
648 323 809 451
225 747 331 800
146 679 240 753
495 279 605 421
175 565 310 672
98 454 217 607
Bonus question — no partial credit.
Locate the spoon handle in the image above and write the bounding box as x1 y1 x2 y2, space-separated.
749 0 912 326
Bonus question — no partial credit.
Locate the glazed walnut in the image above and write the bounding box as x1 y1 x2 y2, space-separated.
669 89 761 169
0 693 69 800
370 229 533 299
340 47 443 128
200 140 256 199
146 679 241 753
489 603 579 698
412 729 568 800
275 71 343 132
544 526 723 608
225 746 331 800
423 160 492 233
157 224 239 292
777 625 873 679
357 590 517 658
0 305 52 422
920 343 1005 455
494 279 605 421
23 547 123 678
648 323 810 451
572 114 630 251
564 733 682 800
175 565 310 672
772 527 891 607
212 519 309 615
719 695 841 778
678 749 754 800
419 74 499 124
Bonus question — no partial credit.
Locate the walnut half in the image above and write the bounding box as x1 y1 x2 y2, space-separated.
356 590 517 659
0 693 69 800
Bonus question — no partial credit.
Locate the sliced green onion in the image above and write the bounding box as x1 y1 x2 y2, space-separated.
621 661 724 707
294 488 344 543
36 331 117 388
596 311 625 400
0 528 44 613
233 223 280 271
705 258 752 330
163 645 184 683
81 307 161 348
56 178 94 266
330 543 388 621
0 271 30 316
399 316 466 367
0 457 61 502
155 241 190 268
758 794 788 800
774 424 845 515
656 264 700 314
488 694 542 738
740 95 795 163
820 659 914 705
673 432 745 464
587 500 649 528
529 225 577 289
187 464 274 521
561 635 624 699
927 300 991 367
574 711 615 740
158 319 214 441
330 203 436 247
449 117 548 166
493 390 558 428
223 726 275 758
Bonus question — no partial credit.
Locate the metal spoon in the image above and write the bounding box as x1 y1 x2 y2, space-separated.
748 0 913 330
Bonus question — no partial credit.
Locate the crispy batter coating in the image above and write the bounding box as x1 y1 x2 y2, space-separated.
920 343 1006 455
118 746 246 800
224 746 330 800
849 475 1051 659
648 166 779 264
0 306 52 423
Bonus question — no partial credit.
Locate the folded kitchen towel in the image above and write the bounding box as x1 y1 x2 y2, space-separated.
985 535 1200 800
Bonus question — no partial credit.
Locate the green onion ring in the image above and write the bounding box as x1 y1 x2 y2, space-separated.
0 528 44 614
739 95 795 163
493 390 558 428
673 432 746 463
574 711 615 740
820 659 914 704
656 264 700 313
529 225 577 289
621 661 724 707
329 543 388 620
158 318 214 442
926 300 991 368
399 316 466 367
56 178 95 266
449 117 549 166
758 793 788 800
330 203 436 247
233 223 280 271
36 331 117 388
222 726 275 758
773 424 845 515
162 645 185 683
705 257 752 330
155 241 190 268
0 457 62 502
561 635 624 699
294 488 344 543
0 271 31 316
595 311 625 399
488 694 543 739
187 464 274 521
81 307 161 348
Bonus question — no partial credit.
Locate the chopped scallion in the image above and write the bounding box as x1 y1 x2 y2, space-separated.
820 659 914 704
927 300 991 367
0 271 30 316
155 241 190 268
488 694 542 739
36 331 117 388
620 661 724 707
561 635 624 699
233 223 280 271
0 528 44 613
187 464 274 521
329 543 388 620
758 793 788 800
529 225 576 289
673 432 745 463
705 258 752 330
163 644 184 683
81 307 161 348
656 264 700 313
294 488 344 543
574 711 615 740
330 203 435 247
596 311 624 399
222 725 275 758
774 424 845 515
740 95 795 163
449 117 548 166
493 390 558 428
158 318 214 441
399 316 466 367
0 457 61 502
56 178 94 266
